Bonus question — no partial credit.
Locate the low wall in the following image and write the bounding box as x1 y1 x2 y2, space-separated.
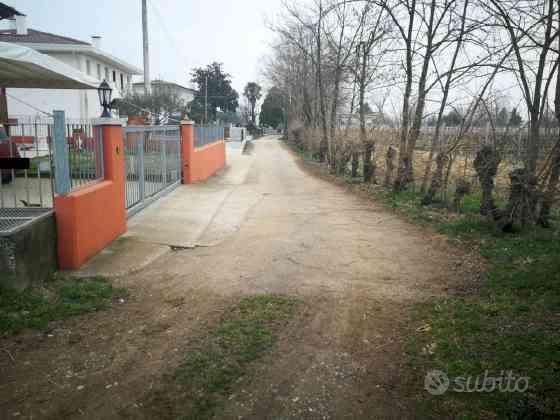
54 121 126 269
0 212 57 290
189 141 226 183
55 180 126 269
181 122 226 184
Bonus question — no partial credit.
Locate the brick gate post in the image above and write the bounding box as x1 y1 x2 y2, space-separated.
54 118 127 269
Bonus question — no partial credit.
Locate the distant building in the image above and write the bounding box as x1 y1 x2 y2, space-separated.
1 14 142 121
132 80 196 105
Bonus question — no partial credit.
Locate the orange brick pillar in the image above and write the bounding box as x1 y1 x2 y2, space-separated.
54 119 127 269
180 120 194 184
101 122 126 209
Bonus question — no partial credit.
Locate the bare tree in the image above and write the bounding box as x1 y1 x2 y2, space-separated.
538 0 560 226
323 0 365 171
352 3 387 182
266 0 560 227
485 0 560 225
420 0 471 193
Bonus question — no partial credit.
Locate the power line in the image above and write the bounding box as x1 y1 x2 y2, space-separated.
6 93 53 116
147 0 191 75
116 98 182 123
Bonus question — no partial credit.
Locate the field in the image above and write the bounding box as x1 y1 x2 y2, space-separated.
292 126 559 207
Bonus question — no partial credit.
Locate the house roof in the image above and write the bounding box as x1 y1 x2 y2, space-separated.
0 28 89 45
133 80 197 94
0 41 98 89
0 28 142 75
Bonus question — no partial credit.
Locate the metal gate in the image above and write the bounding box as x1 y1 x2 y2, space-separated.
123 126 181 217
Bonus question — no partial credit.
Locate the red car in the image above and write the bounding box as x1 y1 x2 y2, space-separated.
0 124 21 184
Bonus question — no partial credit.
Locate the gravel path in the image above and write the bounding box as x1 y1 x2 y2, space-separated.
0 137 463 419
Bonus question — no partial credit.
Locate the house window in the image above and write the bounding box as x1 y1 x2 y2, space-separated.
105 67 109 80
120 73 124 90
112 70 116 82
97 63 101 79
86 59 91 75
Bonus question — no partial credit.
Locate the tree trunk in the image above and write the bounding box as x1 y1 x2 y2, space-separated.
500 168 538 231
396 0 436 192
539 18 560 228
385 146 397 187
452 178 471 211
393 0 416 193
328 71 342 174
538 142 560 227
351 152 359 177
473 145 501 218
357 41 374 183
527 119 540 177
364 142 377 183
422 152 448 205
316 2 329 162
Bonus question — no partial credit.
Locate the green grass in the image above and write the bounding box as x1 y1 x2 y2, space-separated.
0 276 127 335
378 191 560 418
160 295 299 420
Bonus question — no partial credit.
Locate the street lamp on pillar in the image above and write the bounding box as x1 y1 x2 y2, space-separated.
98 80 113 118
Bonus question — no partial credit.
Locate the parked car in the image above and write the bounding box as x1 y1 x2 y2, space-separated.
0 124 21 184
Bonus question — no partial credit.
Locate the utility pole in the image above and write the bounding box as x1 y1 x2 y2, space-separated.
204 73 208 125
142 0 151 95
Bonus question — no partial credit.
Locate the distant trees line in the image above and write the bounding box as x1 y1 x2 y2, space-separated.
117 62 270 134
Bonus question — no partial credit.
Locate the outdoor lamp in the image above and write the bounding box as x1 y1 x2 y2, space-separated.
98 80 113 118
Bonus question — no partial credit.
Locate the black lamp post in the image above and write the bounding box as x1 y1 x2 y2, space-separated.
98 80 113 118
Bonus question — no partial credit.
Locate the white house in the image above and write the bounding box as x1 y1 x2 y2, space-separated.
132 79 196 105
1 14 142 121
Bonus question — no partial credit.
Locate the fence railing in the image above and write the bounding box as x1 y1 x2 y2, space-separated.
1 123 54 208
51 112 104 196
194 125 224 148
0 115 104 208
65 122 104 191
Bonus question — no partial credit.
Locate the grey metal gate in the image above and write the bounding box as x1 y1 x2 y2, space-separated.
123 126 181 217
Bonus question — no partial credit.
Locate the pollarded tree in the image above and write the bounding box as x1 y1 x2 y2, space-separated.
244 82 262 124
483 0 560 226
350 2 388 183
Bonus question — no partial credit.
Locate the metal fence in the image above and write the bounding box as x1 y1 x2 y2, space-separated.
123 125 182 216
0 119 104 208
64 122 104 190
194 125 224 148
1 123 54 208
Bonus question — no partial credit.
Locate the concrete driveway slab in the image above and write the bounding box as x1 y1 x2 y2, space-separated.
72 141 257 277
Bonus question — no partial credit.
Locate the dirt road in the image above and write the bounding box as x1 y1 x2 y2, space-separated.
1 137 461 419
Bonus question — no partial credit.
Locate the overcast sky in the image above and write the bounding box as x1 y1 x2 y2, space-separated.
8 0 282 95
